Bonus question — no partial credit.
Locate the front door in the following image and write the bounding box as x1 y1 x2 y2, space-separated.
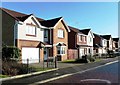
44 48 49 60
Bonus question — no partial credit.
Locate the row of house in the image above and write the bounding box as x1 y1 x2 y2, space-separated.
1 8 119 63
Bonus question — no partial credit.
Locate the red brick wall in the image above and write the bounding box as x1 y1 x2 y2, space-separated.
52 20 68 61
68 30 76 49
16 39 44 62
94 35 101 44
67 49 78 59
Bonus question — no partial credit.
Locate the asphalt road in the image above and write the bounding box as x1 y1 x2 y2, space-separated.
2 57 119 85
47 61 119 85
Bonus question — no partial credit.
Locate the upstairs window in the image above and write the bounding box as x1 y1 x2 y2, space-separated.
26 25 36 36
83 36 86 42
79 35 82 41
89 37 92 42
44 29 48 38
58 29 64 38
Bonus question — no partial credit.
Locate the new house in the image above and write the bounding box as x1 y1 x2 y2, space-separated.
68 26 94 59
100 35 113 51
39 17 70 61
112 38 119 51
1 8 47 63
1 8 70 62
93 33 107 55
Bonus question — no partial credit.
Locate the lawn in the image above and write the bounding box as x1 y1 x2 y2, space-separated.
61 59 76 63
0 74 9 78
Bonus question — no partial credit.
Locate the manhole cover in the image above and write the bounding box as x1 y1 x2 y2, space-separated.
80 79 111 85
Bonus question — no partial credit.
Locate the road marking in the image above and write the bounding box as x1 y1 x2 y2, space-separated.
30 60 118 84
105 60 118 65
80 79 111 84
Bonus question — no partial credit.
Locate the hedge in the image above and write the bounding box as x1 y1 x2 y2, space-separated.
2 46 21 60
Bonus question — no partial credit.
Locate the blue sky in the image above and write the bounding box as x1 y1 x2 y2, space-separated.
2 2 118 37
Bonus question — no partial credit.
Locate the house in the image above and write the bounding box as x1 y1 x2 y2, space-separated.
68 26 94 59
100 35 113 51
93 33 107 55
1 8 47 63
80 29 94 56
39 17 70 61
112 38 119 51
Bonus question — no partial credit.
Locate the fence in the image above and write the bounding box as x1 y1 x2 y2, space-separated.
2 57 57 76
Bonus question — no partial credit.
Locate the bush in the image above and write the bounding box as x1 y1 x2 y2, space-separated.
2 46 21 60
2 60 28 76
75 58 88 63
87 55 95 62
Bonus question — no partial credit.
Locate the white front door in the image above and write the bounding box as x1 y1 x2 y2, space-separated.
22 47 39 64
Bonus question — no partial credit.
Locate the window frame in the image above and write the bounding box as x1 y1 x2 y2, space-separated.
57 46 66 55
57 29 64 38
26 25 36 37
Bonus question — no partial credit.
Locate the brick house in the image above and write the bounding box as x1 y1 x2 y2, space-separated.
39 17 70 61
112 38 119 51
100 35 113 51
93 33 107 55
1 8 47 63
68 26 94 59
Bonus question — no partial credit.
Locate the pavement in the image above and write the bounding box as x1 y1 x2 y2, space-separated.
1 57 119 84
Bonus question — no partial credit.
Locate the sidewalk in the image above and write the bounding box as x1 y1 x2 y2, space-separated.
1 57 119 84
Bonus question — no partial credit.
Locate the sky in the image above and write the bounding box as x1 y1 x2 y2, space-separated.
1 2 118 37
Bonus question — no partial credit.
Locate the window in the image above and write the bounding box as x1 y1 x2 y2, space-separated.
79 35 82 41
57 47 65 54
44 29 48 38
89 37 92 42
58 29 64 38
83 36 86 42
26 25 36 36
57 47 61 54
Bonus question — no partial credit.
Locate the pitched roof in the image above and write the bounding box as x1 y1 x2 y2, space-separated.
113 38 119 42
93 33 103 39
39 17 62 27
80 29 91 35
100 35 111 40
68 26 84 34
1 7 44 22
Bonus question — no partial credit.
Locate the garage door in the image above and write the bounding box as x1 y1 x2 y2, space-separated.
22 47 39 64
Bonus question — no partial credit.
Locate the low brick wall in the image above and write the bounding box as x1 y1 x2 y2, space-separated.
67 49 78 60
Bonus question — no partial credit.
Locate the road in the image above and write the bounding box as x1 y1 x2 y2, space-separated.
45 61 119 85
2 57 119 85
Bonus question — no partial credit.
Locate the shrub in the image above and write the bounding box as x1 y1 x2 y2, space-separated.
75 58 88 63
87 55 95 62
2 46 21 60
2 60 28 76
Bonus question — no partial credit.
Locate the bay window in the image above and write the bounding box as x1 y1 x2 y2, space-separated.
57 46 65 55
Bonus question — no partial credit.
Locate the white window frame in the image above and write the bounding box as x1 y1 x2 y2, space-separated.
79 35 82 42
57 46 66 55
83 36 86 42
58 29 64 38
26 25 36 36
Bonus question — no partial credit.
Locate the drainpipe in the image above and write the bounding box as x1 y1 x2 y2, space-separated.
13 20 17 47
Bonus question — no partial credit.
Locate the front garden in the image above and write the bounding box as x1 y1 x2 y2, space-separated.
1 46 52 78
